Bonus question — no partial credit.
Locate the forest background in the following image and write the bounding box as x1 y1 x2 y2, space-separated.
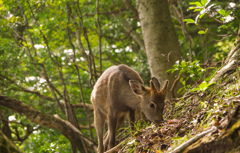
0 0 240 152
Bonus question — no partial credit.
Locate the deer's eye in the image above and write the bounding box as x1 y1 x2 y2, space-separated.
149 102 155 109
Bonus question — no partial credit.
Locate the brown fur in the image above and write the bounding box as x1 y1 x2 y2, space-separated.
91 64 168 153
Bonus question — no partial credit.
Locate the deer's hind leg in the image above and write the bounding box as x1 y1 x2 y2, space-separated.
94 108 106 153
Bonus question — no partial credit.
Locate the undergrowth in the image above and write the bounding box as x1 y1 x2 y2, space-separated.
118 64 240 153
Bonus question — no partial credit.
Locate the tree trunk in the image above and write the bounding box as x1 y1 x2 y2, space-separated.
136 0 182 98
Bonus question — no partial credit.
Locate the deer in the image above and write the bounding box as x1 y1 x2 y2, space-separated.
91 64 169 153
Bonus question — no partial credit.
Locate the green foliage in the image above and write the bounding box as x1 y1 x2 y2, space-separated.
178 0 239 63
167 60 205 81
0 0 239 152
186 0 212 24
184 0 238 36
0 0 148 152
198 28 208 34
167 60 214 93
190 81 216 92
20 127 71 153
174 0 239 93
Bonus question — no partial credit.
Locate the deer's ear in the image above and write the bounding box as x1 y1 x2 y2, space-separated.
151 77 161 91
160 80 169 96
129 80 146 95
150 80 157 92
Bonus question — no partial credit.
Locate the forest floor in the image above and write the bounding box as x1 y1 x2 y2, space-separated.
114 70 240 153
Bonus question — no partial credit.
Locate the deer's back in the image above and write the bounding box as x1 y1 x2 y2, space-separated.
91 64 143 116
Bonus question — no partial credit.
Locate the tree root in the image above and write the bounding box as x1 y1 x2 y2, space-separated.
209 60 237 84
170 126 217 153
183 105 240 153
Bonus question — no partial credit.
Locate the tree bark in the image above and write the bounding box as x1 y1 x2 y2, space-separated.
0 95 96 153
136 0 182 98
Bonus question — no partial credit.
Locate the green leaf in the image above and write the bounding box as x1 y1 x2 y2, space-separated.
201 0 211 7
190 87 200 92
188 6 197 11
207 82 216 87
22 41 28 47
196 81 216 92
219 25 227 29
189 2 202 7
183 19 195 24
199 81 208 91
198 28 208 34
180 77 186 86
181 60 187 67
201 0 208 6
198 30 205 34
218 9 226 17
220 17 225 21
226 10 232 16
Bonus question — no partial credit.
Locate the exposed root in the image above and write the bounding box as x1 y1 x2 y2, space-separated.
170 126 217 153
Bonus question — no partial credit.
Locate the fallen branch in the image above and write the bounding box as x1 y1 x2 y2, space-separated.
170 126 217 153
